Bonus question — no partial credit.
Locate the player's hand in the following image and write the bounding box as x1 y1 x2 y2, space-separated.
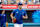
13 18 16 23
6 22 8 27
22 16 25 18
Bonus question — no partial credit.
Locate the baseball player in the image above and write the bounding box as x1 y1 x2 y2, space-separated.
0 10 8 27
10 3 28 27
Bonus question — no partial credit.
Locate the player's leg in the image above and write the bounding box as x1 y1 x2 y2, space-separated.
14 24 20 27
19 24 23 27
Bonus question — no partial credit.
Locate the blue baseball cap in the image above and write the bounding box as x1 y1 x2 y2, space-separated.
18 3 23 5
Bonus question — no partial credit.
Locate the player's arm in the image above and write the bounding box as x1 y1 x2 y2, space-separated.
10 10 16 22
10 13 17 23
22 11 28 19
22 15 28 19
10 13 14 22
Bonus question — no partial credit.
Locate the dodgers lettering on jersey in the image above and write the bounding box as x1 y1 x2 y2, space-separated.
0 14 7 23
12 9 27 24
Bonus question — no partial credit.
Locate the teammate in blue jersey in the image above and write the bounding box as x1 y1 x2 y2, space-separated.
0 10 8 27
10 3 28 27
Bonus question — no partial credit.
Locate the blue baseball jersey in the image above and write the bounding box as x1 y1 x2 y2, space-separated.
0 14 7 23
12 9 27 24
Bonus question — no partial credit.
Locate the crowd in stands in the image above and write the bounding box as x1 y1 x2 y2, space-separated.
0 0 40 5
